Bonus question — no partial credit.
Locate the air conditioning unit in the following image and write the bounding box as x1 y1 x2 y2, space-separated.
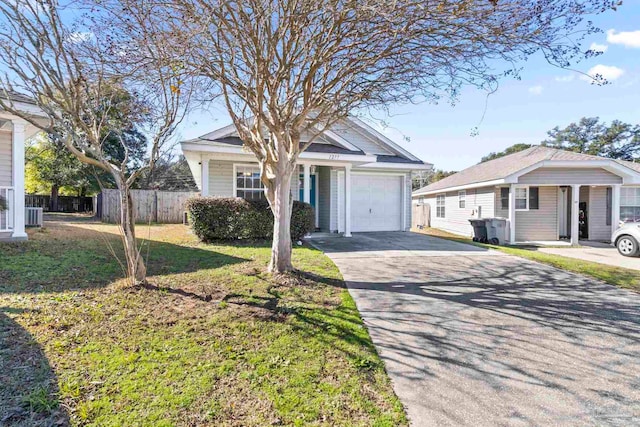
25 207 43 227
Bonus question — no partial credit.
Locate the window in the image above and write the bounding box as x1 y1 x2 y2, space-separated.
529 187 539 210
515 187 528 210
458 190 466 209
621 187 640 223
436 194 445 218
500 187 509 210
235 165 265 200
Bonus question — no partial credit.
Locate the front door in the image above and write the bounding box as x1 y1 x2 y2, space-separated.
579 201 588 239
299 174 316 209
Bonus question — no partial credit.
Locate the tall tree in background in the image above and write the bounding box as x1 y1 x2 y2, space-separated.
114 0 620 272
0 0 192 285
543 117 640 161
25 135 96 207
412 169 457 190
480 143 533 163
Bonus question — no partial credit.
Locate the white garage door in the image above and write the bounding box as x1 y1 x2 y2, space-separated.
351 174 403 232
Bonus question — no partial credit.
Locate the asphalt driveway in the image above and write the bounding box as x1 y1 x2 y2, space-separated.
311 232 640 426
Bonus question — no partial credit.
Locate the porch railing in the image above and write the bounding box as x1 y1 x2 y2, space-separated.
0 186 14 232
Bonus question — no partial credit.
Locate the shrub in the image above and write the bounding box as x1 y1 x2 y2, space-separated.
0 195 6 212
186 197 315 242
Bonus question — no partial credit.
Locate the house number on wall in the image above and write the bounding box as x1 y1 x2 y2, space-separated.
329 154 340 160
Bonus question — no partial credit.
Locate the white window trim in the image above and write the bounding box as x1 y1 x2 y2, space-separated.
436 194 445 218
514 185 529 211
458 190 466 209
232 163 265 199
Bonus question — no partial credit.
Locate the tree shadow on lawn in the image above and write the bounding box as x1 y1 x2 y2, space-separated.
0 222 248 294
0 307 70 427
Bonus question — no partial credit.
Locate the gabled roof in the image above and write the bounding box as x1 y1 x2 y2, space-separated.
181 116 430 166
414 146 640 195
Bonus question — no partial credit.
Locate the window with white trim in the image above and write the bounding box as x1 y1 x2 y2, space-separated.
436 194 445 218
458 190 466 209
235 165 265 200
515 187 528 210
621 187 640 223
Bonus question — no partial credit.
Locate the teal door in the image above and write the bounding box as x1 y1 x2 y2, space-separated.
299 174 316 208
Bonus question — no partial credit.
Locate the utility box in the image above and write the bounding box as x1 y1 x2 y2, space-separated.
468 219 488 243
485 218 508 245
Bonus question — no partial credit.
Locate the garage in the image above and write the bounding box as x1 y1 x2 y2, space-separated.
351 174 403 232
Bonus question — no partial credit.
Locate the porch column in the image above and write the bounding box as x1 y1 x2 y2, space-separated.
11 120 27 240
612 184 621 230
508 185 516 243
344 164 352 237
303 163 311 204
570 184 580 245
201 158 209 196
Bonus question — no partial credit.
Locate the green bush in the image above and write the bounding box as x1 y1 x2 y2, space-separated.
186 197 315 242
0 195 6 212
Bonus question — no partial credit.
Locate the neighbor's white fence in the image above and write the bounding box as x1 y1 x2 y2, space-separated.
412 203 430 229
0 186 14 231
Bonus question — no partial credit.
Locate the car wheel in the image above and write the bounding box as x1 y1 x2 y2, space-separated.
616 235 639 257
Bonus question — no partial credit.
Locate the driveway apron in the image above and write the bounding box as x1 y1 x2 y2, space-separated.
311 232 640 426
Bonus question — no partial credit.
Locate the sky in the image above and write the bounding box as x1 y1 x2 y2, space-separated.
177 2 640 172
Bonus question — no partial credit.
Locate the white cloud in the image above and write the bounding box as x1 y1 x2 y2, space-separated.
589 42 608 53
580 64 625 83
555 75 575 83
606 29 640 48
528 85 543 95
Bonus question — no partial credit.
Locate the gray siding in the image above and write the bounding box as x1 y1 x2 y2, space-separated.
208 161 234 197
318 166 331 231
331 121 393 155
518 167 622 185
330 169 338 232
424 185 496 237
515 186 558 241
589 186 611 241
207 161 298 199
0 131 11 186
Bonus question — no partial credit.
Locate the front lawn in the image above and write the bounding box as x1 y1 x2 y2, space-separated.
415 227 640 292
0 221 406 426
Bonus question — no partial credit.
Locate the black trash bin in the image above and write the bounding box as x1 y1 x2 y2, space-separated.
468 219 488 243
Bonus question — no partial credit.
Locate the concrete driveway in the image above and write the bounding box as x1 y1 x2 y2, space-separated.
539 241 640 271
311 232 640 426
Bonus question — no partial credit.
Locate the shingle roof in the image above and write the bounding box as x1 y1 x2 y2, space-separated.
0 91 37 105
414 145 639 194
191 135 366 155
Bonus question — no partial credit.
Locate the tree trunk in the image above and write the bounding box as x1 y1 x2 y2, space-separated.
266 163 295 273
50 184 59 212
119 184 147 285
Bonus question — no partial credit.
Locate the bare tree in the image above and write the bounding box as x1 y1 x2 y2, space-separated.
0 0 191 285
114 0 618 272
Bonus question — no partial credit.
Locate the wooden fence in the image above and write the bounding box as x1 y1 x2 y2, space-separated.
26 194 93 213
412 203 430 230
96 189 199 224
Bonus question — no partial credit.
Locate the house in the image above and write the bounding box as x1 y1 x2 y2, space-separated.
0 93 46 241
412 146 640 245
181 117 431 235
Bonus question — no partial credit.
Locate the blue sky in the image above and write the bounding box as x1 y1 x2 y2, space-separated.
178 3 640 172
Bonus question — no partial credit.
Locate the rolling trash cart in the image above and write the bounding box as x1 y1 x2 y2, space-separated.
469 219 488 243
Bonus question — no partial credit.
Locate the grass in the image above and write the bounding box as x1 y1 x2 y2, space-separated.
415 227 640 292
0 221 407 426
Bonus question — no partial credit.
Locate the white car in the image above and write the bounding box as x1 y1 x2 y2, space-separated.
611 223 640 257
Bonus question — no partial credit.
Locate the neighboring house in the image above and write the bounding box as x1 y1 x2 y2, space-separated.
181 117 431 235
0 93 46 241
413 146 640 245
